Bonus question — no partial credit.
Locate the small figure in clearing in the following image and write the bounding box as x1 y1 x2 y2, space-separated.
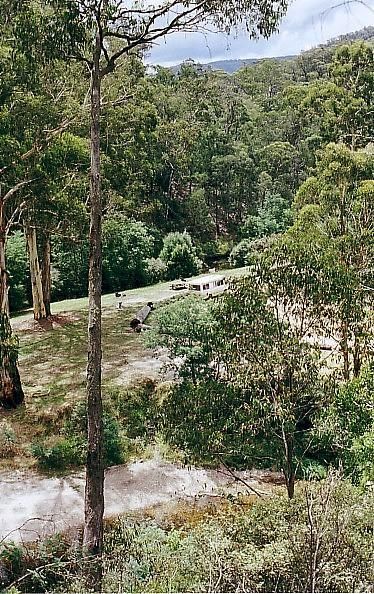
115 292 126 310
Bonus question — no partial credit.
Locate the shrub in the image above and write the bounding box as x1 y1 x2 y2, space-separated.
0 542 23 576
229 235 277 267
297 458 328 480
203 238 233 263
0 533 82 592
103 521 209 593
0 421 18 458
102 413 125 467
109 381 159 440
317 365 374 484
144 257 167 284
101 475 374 594
348 426 374 484
159 232 202 280
229 238 252 267
0 543 23 591
30 436 80 470
64 400 127 468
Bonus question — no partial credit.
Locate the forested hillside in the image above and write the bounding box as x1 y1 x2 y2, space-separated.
0 4 373 592
171 54 296 74
3 28 373 312
174 26 374 72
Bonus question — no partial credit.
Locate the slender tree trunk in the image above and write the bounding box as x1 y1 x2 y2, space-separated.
215 190 219 239
282 429 295 499
83 26 104 586
340 319 350 381
0 215 9 317
353 333 361 378
25 224 47 321
0 199 24 408
40 232 52 318
286 465 295 499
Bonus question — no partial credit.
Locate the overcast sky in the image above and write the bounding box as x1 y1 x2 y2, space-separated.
146 0 374 66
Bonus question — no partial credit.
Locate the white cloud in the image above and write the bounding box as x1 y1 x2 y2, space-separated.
145 0 374 66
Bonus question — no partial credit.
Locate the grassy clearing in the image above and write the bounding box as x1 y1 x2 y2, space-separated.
1 305 154 469
1 304 153 469
0 267 248 470
10 267 248 323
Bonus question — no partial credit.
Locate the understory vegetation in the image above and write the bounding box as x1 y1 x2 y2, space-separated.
1 475 372 593
29 380 162 471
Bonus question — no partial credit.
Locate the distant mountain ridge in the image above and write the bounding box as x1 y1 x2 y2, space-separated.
190 54 296 74
173 26 374 74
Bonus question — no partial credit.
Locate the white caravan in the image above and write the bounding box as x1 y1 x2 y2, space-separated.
188 274 227 297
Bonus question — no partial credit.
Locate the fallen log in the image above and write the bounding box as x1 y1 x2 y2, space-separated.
130 302 154 330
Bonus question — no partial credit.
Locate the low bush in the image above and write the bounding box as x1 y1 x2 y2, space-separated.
0 542 23 582
229 238 253 267
109 380 159 440
30 436 80 470
0 421 18 458
297 458 328 480
64 401 127 468
0 533 82 593
101 475 374 593
229 235 277 267
30 383 163 472
144 257 167 285
1 476 372 593
317 365 374 484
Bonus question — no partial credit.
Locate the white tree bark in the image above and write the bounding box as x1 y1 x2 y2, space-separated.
25 224 47 321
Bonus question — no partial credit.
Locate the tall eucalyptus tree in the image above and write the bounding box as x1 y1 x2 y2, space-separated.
50 1 289 567
5 0 290 575
0 0 87 406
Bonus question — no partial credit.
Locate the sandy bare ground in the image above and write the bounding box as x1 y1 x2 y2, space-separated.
0 460 280 543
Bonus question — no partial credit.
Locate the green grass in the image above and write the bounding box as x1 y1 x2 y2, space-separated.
2 267 249 469
10 267 248 323
3 304 157 468
10 278 176 323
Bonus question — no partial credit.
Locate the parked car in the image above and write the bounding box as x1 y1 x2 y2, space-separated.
170 280 187 290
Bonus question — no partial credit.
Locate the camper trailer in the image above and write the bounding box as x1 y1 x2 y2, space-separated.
188 274 227 298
